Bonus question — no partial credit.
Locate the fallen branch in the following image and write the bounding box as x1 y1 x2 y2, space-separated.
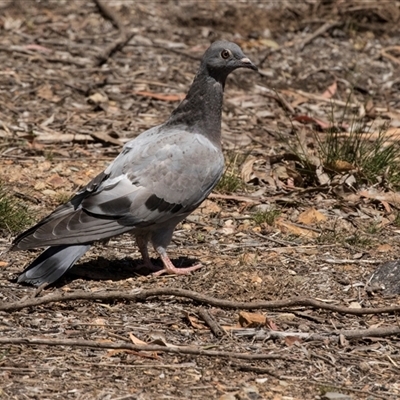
0 337 294 362
1 288 400 315
198 308 225 338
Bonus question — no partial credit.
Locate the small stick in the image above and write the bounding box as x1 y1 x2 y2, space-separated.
297 21 340 51
92 0 134 66
198 308 225 338
92 0 124 31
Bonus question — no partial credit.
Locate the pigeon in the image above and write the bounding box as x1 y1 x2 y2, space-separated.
11 40 257 287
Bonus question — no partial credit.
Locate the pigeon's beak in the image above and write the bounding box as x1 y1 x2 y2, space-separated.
239 57 258 71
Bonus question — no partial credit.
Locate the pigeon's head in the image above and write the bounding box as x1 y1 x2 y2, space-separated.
201 40 257 82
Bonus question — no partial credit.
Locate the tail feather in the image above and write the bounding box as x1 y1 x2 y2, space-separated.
17 244 91 286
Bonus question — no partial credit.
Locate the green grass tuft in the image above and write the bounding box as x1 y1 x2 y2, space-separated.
0 184 34 234
253 209 280 226
216 172 244 193
318 121 400 189
216 151 248 194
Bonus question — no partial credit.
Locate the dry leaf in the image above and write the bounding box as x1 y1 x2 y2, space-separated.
25 43 52 53
241 156 258 183
326 160 355 173
37 84 55 101
92 318 106 327
316 164 331 185
376 244 393 253
199 199 222 215
185 312 206 330
359 189 400 207
126 333 160 358
220 219 235 235
365 98 376 118
276 218 319 238
321 81 337 99
128 332 148 346
239 311 267 328
284 336 302 346
34 181 46 191
292 114 331 130
46 174 65 189
134 91 185 102
298 208 327 225
88 92 108 104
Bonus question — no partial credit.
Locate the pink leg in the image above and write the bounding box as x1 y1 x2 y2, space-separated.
152 247 203 276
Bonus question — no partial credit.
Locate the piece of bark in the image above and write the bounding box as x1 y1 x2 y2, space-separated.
368 260 400 295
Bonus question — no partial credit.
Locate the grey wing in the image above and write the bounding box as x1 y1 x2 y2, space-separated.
83 128 224 224
13 128 224 250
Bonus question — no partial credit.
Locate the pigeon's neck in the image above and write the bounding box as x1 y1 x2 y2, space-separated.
166 71 224 146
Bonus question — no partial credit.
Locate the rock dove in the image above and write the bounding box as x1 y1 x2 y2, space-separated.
11 41 257 287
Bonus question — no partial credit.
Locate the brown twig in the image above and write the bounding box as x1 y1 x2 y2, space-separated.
208 193 261 203
1 288 400 316
198 308 225 338
257 89 295 115
0 45 89 67
95 31 136 66
380 48 400 66
297 21 341 51
92 0 134 66
92 0 124 31
0 337 295 362
273 91 295 115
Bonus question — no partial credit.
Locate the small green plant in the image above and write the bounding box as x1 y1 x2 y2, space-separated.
54 190 71 205
217 172 243 193
0 184 34 234
253 209 280 226
216 151 248 194
393 213 400 228
344 233 372 248
366 222 380 235
44 150 54 161
284 91 400 189
318 385 341 396
317 121 400 188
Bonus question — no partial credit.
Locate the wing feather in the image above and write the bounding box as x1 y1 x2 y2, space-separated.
12 126 224 250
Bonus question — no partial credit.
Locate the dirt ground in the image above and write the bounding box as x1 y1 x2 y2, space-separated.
1 1 400 399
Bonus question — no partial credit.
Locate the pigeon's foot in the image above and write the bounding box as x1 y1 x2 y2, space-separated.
152 253 203 276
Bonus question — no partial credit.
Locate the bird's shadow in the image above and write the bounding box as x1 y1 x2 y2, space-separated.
55 256 199 287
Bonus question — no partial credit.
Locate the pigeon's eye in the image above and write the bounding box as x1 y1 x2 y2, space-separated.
221 49 231 59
